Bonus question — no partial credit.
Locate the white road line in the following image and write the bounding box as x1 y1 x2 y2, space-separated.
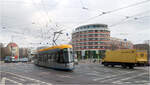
12 76 26 82
112 73 148 84
1 77 23 85
1 71 52 85
1 77 6 85
87 73 97 76
60 75 73 78
93 71 135 81
5 78 23 85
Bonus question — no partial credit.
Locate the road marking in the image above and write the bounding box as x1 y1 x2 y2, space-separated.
87 73 98 76
1 77 6 85
93 71 135 81
1 71 52 85
112 73 148 84
59 75 73 78
1 77 23 85
12 76 26 82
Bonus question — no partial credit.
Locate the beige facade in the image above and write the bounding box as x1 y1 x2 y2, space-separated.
110 37 133 50
19 48 28 58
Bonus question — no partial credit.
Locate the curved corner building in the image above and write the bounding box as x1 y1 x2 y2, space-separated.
72 24 110 59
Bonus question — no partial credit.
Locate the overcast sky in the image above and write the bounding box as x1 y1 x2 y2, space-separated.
0 0 150 47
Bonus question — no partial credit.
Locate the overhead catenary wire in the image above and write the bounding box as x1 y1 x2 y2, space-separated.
31 0 49 40
109 10 150 27
0 0 47 44
109 15 150 27
41 0 53 40
32 0 63 45
80 0 88 10
31 0 57 44
77 0 150 25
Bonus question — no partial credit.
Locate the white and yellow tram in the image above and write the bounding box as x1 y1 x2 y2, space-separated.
34 44 75 70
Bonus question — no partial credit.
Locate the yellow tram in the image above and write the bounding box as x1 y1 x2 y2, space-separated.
34 44 75 70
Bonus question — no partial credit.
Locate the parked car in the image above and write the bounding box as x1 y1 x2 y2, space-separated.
19 58 28 63
4 56 11 63
4 56 18 63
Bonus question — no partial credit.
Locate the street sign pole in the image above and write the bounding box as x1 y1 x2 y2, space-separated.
96 50 99 62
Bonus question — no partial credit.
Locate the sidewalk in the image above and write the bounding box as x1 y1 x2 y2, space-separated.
0 61 4 65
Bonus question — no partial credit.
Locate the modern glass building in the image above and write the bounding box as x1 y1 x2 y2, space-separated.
72 24 110 59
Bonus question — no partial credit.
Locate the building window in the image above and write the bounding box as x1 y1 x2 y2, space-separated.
95 30 98 32
95 34 98 36
95 38 98 40
88 34 93 37
95 46 98 48
88 30 93 32
89 46 92 49
88 38 93 41
95 42 98 44
88 42 92 45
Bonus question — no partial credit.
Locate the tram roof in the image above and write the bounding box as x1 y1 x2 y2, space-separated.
38 44 72 52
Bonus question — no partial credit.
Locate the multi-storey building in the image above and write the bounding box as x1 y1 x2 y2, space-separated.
19 48 28 58
72 24 110 59
110 37 133 50
0 43 3 60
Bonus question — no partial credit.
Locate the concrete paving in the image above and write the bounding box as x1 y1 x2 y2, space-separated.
0 62 149 85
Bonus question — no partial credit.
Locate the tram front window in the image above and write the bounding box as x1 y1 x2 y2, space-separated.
68 49 74 62
57 48 73 63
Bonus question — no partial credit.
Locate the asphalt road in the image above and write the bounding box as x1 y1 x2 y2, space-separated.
0 62 149 85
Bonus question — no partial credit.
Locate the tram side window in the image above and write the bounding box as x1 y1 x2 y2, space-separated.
48 54 51 60
44 54 47 63
50 53 53 61
39 54 42 62
43 54 45 63
39 55 41 62
56 51 66 63
47 54 49 62
42 55 44 62
46 54 48 62
52 53 55 62
41 55 43 62
54 53 58 62
49 53 52 61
